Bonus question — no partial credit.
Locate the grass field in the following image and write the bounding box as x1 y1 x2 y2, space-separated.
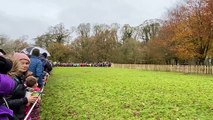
40 67 213 120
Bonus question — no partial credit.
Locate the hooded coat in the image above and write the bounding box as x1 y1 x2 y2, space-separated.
0 74 15 120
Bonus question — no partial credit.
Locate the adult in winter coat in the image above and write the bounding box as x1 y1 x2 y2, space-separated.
0 56 15 120
7 53 38 120
39 52 52 74
28 49 43 88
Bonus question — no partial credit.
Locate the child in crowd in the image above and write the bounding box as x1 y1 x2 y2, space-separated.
25 76 41 120
26 76 41 92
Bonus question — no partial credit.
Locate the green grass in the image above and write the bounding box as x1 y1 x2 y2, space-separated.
41 67 213 120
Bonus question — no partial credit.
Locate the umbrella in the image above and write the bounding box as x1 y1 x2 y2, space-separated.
22 47 51 56
0 49 6 55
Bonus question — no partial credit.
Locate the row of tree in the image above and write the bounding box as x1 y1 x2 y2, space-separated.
1 0 212 65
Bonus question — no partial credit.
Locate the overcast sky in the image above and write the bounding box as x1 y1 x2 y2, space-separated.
0 0 178 42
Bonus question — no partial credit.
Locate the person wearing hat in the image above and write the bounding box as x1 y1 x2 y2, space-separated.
0 56 13 74
0 74 15 120
6 53 38 120
0 56 15 120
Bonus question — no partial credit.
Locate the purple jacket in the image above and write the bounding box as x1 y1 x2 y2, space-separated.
0 106 13 120
0 74 15 96
0 73 15 120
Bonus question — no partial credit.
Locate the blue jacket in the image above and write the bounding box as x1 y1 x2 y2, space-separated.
28 56 43 87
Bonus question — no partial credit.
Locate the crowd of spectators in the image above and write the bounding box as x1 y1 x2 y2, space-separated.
0 48 52 120
54 62 112 67
1 48 111 120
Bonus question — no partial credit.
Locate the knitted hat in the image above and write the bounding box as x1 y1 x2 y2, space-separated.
0 56 13 74
0 74 15 96
13 53 30 62
31 48 40 57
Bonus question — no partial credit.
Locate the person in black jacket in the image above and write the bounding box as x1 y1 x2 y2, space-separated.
39 52 52 74
7 53 38 120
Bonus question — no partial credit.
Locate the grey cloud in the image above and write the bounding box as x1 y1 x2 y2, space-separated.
0 0 179 42
58 0 137 26
0 11 49 40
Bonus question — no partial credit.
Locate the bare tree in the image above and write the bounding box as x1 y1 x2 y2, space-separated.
77 23 91 38
48 23 71 44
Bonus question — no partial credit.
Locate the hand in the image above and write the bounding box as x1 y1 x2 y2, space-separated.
46 73 50 77
27 96 38 104
43 76 48 82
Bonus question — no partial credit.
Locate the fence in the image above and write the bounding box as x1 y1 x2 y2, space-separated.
112 64 213 74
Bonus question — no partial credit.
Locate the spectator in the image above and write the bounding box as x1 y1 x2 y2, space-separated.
25 76 41 120
39 52 52 83
7 53 38 120
0 56 15 120
28 49 43 88
39 52 52 74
